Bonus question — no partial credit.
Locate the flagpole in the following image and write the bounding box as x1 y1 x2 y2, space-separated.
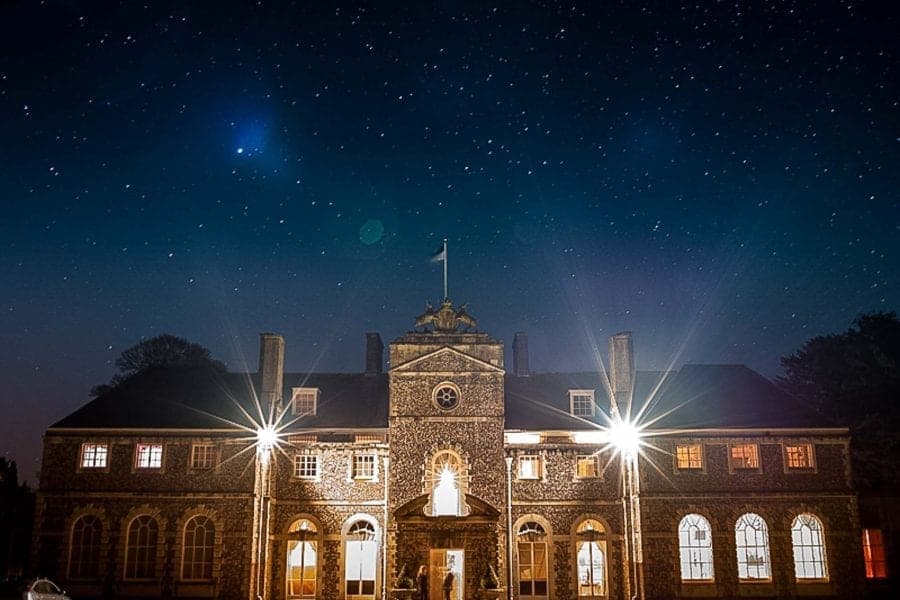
443 238 448 300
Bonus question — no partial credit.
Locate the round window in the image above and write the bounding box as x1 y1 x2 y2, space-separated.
433 384 460 410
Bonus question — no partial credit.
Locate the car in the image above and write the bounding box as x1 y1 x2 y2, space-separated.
22 579 71 600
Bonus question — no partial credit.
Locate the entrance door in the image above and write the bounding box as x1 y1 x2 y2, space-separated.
429 549 464 600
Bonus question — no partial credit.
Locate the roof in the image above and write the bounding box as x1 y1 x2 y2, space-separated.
51 364 833 433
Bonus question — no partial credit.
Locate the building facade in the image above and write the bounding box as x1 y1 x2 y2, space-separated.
33 301 866 599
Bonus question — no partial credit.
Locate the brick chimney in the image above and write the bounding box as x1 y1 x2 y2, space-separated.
513 332 530 376
608 332 634 419
365 332 383 375
259 333 285 412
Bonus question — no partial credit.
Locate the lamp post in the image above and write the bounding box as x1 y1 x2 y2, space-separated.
253 425 278 600
608 420 644 600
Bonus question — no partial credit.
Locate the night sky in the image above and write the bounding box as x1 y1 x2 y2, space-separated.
1 2 897 483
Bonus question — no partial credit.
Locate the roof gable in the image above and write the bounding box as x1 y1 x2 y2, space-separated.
390 346 504 374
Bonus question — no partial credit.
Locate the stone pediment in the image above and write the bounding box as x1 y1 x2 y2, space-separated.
394 493 500 521
390 346 504 374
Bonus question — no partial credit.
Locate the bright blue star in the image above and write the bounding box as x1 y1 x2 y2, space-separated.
236 147 244 155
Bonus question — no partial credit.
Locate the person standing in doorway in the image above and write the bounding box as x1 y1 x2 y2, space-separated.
416 565 428 600
442 557 455 600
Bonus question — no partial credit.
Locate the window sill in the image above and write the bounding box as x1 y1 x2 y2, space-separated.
738 581 775 596
794 581 834 595
679 582 720 597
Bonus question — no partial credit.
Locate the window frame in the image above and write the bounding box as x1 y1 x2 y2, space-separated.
569 389 596 417
293 453 321 480
791 513 829 582
68 514 103 580
189 443 217 471
124 515 159 580
735 513 772 582
291 387 319 417
783 443 816 472
678 513 715 582
352 453 377 481
728 443 760 472
133 443 164 470
79 442 110 470
575 454 600 479
517 454 543 480
181 515 215 581
675 443 704 471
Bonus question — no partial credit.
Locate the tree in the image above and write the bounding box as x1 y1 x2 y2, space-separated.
0 457 33 579
92 334 226 396
778 312 900 490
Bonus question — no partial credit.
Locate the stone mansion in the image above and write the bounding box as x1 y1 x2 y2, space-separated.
33 300 869 599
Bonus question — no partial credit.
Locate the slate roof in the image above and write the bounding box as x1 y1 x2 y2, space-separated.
51 363 833 432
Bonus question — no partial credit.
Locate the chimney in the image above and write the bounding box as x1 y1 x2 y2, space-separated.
259 333 285 412
365 332 384 375
513 332 530 376
608 332 634 419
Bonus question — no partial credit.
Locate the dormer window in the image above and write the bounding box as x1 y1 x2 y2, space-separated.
291 387 319 416
570 389 596 417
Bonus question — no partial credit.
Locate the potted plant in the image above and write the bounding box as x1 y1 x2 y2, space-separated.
391 564 416 600
478 564 504 600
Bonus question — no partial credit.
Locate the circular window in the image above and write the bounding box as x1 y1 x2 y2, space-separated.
433 383 460 410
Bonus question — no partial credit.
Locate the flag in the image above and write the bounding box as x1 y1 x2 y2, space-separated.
430 243 446 263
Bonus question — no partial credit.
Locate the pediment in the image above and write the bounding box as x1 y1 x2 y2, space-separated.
394 493 501 521
390 346 504 374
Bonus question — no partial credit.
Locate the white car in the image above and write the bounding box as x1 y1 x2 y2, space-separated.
23 578 71 600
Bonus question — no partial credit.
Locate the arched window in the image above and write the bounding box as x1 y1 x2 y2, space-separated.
287 519 318 598
181 516 215 580
678 514 714 581
426 450 468 517
69 515 102 579
791 513 828 580
345 519 378 598
517 521 549 598
735 513 771 580
125 515 159 579
575 519 606 598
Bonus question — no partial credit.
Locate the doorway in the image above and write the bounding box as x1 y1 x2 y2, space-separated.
429 549 464 600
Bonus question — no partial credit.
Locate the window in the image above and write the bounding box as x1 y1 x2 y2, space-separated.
518 455 543 479
791 513 828 580
294 454 321 479
576 519 606 597
433 383 460 410
569 390 595 417
69 515 102 579
291 387 319 416
679 514 714 581
190 444 216 470
735 513 771 580
134 444 163 469
287 519 318 598
430 450 464 517
575 455 600 479
785 444 814 469
352 454 376 480
125 515 159 579
80 443 108 469
862 528 887 579
729 444 759 470
345 520 377 596
675 443 703 470
182 516 215 580
517 522 548 597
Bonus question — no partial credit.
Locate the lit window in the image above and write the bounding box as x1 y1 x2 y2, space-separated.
134 444 163 469
791 513 828 580
679 514 714 581
352 454 376 480
190 444 216 470
569 390 596 417
287 519 317 597
730 444 759 470
785 444 814 469
181 516 215 580
292 387 319 416
345 520 377 596
430 450 464 517
735 513 771 580
862 528 887 579
675 443 703 470
576 519 607 597
575 454 600 479
80 443 108 469
69 515 102 579
294 454 321 479
517 522 548 597
518 455 543 479
125 515 159 579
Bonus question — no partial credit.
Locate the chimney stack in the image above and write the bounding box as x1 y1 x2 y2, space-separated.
513 332 530 376
608 332 634 419
259 333 285 413
365 332 384 375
